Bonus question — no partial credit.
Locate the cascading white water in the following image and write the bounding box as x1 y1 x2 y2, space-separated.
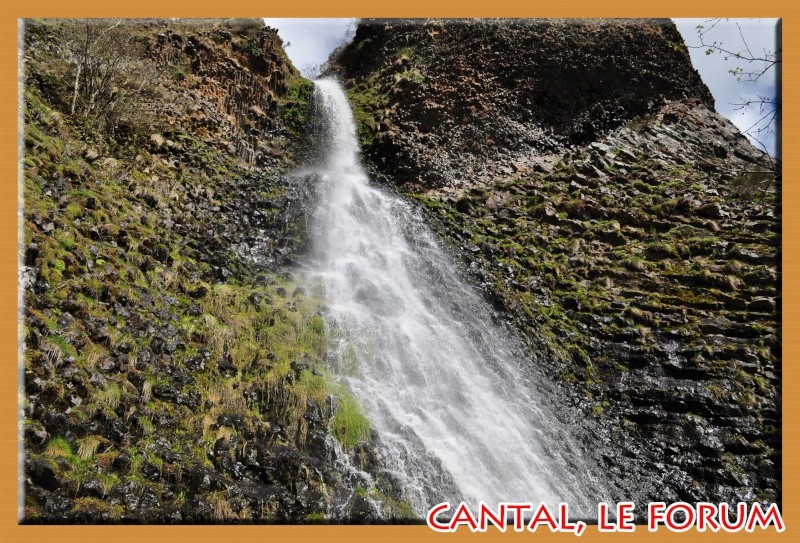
308 79 608 517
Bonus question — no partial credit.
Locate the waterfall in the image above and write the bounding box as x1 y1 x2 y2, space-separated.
307 78 608 517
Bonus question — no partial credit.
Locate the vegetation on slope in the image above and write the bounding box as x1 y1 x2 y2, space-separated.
23 19 377 523
408 110 780 504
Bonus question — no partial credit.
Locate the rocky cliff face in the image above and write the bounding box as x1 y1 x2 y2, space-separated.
22 19 398 523
332 18 780 506
23 17 781 523
331 18 714 188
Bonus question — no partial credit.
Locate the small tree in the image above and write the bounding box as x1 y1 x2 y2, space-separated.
59 19 161 136
692 18 781 156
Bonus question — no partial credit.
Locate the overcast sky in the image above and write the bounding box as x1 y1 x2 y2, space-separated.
265 18 780 156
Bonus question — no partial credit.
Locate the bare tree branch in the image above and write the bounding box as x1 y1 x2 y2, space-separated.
690 18 780 155
58 19 162 136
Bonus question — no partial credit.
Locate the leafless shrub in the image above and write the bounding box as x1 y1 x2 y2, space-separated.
32 19 164 137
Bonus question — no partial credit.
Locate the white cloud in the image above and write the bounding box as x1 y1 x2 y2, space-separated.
263 18 356 77
674 18 780 156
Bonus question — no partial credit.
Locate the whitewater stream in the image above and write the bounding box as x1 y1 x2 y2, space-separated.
307 79 609 518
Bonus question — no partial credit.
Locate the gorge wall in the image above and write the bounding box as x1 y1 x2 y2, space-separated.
22 17 781 523
22 19 400 522
331 18 781 506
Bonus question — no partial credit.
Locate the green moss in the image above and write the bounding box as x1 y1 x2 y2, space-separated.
44 436 74 458
71 497 125 520
354 486 369 498
591 401 610 416
331 392 370 450
92 382 122 411
64 203 83 220
282 76 314 136
396 46 414 59
407 193 444 209
41 334 75 360
687 236 718 252
294 370 331 407
645 241 680 259
397 68 424 83
368 484 416 519
345 81 388 148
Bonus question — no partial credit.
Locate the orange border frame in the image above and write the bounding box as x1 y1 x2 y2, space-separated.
0 1 796 542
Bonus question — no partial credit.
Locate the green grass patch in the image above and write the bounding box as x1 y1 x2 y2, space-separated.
331 392 370 450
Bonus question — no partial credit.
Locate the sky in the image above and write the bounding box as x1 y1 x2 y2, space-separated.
674 19 780 157
264 18 780 157
263 18 356 76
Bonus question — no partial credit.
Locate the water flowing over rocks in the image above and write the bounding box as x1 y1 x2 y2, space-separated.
332 18 780 509
22 19 391 523
22 17 780 523
307 79 612 516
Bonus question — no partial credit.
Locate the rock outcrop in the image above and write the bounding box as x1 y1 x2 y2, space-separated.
331 18 714 188
22 19 401 523
332 18 780 507
22 17 781 522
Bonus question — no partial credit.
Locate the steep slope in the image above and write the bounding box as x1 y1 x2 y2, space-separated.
22 19 399 523
332 18 780 505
